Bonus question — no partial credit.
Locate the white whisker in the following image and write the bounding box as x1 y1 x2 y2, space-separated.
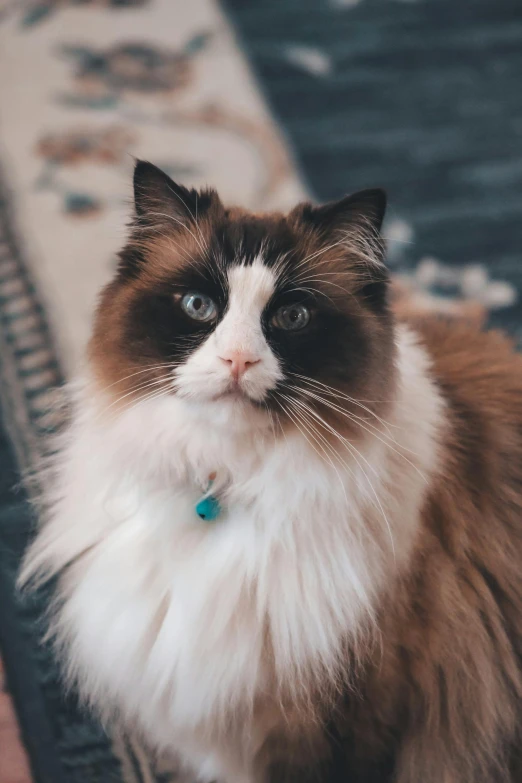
146 210 208 260
288 397 396 560
289 373 399 433
287 380 426 482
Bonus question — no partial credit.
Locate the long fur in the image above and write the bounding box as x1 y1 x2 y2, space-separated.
20 162 522 782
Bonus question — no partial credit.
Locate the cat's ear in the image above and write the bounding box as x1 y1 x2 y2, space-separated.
294 188 387 265
292 189 388 309
118 161 221 279
132 159 220 226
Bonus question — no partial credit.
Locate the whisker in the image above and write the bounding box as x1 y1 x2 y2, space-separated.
278 395 349 507
146 210 208 260
95 363 178 395
288 397 396 560
166 183 209 255
93 377 174 423
292 237 352 272
296 386 397 441
283 284 338 306
289 373 399 432
109 384 174 422
286 382 426 484
132 232 195 269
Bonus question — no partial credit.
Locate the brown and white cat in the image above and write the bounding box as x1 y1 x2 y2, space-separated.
21 161 522 782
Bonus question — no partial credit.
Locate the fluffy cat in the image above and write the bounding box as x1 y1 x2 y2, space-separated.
21 161 522 782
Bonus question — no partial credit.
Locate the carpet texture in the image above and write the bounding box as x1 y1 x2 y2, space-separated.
0 0 520 781
225 0 522 336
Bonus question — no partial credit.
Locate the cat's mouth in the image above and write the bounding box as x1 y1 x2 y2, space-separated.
211 383 268 407
173 381 266 408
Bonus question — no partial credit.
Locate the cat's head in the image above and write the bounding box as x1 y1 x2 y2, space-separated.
89 161 396 434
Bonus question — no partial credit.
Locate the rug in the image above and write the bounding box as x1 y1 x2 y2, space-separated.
0 0 520 781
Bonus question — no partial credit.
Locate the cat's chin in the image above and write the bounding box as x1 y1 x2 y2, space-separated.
211 388 259 404
177 390 273 432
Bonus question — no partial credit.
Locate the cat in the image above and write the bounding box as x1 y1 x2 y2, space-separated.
20 160 522 783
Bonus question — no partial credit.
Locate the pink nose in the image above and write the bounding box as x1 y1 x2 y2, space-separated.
219 351 260 381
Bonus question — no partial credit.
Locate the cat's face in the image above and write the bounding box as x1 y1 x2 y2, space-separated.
90 161 395 433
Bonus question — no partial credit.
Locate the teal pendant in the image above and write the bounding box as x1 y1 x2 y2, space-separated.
195 494 221 522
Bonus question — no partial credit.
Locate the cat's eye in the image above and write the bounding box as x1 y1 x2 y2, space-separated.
180 292 217 322
271 303 310 331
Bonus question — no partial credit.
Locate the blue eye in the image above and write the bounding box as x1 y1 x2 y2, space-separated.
272 303 310 331
180 292 218 322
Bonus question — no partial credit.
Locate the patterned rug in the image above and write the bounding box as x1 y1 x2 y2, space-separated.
0 0 520 781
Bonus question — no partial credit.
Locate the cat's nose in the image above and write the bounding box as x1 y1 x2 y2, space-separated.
219 351 261 381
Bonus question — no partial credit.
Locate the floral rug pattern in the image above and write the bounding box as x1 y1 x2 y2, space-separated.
0 0 305 375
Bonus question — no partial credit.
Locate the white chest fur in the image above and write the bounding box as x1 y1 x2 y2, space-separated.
23 327 443 782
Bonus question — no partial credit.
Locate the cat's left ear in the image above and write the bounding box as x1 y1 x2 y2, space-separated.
294 188 387 265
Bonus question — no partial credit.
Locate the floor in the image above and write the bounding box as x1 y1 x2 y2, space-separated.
0 658 32 783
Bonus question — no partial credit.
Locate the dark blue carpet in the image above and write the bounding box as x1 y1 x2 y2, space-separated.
224 0 522 336
0 405 124 782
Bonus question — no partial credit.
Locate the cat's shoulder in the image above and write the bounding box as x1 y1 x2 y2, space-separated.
399 313 522 400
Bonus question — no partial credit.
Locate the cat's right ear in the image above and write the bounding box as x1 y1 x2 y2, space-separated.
132 159 221 228
118 161 221 279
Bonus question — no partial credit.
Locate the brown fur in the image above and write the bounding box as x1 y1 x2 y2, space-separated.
263 317 522 783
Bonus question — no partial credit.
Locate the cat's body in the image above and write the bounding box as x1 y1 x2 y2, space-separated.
21 162 522 782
